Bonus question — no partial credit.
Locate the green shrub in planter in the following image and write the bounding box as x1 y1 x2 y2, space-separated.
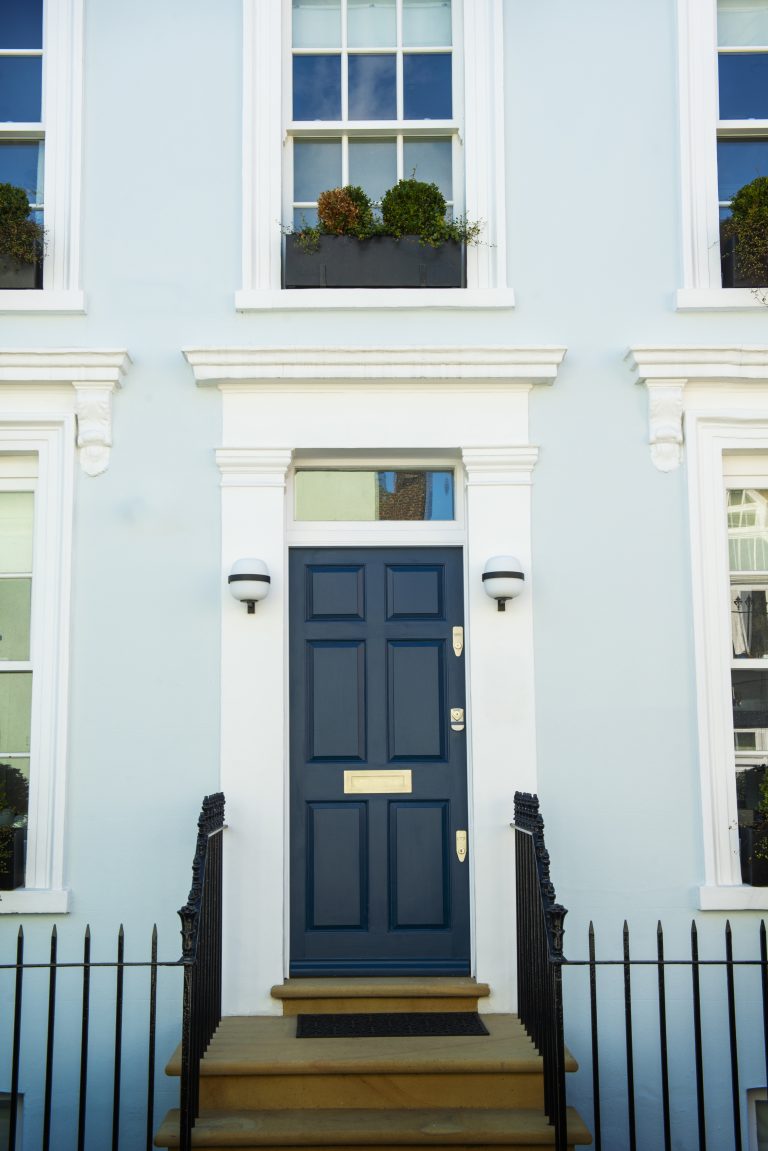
381 178 447 243
722 176 768 287
317 185 375 238
0 183 45 266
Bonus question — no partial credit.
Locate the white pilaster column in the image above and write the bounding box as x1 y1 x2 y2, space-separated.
217 448 292 1014
462 447 539 1012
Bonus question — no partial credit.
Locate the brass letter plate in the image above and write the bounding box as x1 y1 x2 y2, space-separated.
344 770 413 795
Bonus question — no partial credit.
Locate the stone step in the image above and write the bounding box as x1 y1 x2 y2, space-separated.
271 978 491 1016
164 1015 557 1112
155 1106 592 1149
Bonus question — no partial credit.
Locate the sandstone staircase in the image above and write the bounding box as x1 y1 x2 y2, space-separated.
155 979 591 1150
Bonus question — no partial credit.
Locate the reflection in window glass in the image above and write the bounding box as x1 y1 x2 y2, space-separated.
718 139 768 206
718 53 768 119
718 0 768 46
729 485 768 885
348 0 396 48
348 55 397 120
403 0 452 46
0 142 43 204
294 139 342 202
0 57 43 122
349 139 397 201
292 0 341 49
295 470 454 520
403 138 452 197
0 581 31 662
1 0 43 48
293 56 342 120
0 493 34 573
403 54 452 119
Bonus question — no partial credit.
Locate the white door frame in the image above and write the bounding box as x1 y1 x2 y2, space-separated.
183 345 565 1014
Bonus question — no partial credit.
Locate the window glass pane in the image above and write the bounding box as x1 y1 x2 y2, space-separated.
757 1099 768 1148
403 138 452 198
0 493 33 574
293 56 341 120
403 54 452 119
728 488 768 570
349 139 397 201
731 588 768 657
295 470 454 520
736 761 768 884
0 0 43 49
348 0 396 48
348 55 397 119
719 0 768 46
0 57 42 122
718 139 768 202
0 141 43 204
403 0 452 46
294 206 319 228
719 53 768 118
292 0 341 49
0 673 31 754
294 139 342 201
0 581 31 662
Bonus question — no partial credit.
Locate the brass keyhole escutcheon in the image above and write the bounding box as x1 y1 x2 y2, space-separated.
456 830 467 862
451 707 465 732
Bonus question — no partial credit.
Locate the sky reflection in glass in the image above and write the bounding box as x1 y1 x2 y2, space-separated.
0 58 42 121
403 138 452 197
403 54 451 119
348 0 396 48
349 140 397 200
0 143 43 202
1 0 43 49
403 0 452 46
719 54 768 118
293 56 341 119
718 138 768 202
294 139 342 200
348 55 396 119
292 0 341 49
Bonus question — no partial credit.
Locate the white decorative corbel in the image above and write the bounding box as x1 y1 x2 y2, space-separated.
73 382 118 477
646 381 686 472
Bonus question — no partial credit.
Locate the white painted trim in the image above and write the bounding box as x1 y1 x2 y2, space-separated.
235 289 516 311
0 351 130 475
677 0 721 291
185 345 565 385
241 0 509 297
699 885 768 911
676 289 768 310
0 419 74 907
0 890 70 915
203 350 562 1011
628 347 768 899
0 291 86 314
42 0 84 293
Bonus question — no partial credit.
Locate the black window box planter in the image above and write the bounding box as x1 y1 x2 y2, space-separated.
720 231 768 290
284 234 466 289
0 255 42 289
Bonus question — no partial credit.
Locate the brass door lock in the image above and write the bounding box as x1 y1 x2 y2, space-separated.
450 707 465 732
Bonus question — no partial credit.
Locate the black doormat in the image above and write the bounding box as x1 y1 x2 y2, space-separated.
295 1012 489 1038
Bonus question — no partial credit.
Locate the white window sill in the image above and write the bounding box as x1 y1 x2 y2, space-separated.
0 889 70 914
699 885 768 911
235 288 516 312
0 290 86 314
676 288 768 311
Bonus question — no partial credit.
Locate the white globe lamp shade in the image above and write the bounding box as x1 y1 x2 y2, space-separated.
228 558 271 613
482 555 524 611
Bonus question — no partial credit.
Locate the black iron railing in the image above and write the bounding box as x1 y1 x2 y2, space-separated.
0 793 225 1151
0 921 178 1151
514 790 768 1151
178 791 225 1151
513 791 568 1151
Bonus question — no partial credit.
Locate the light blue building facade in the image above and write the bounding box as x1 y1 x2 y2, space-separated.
1 0 768 1147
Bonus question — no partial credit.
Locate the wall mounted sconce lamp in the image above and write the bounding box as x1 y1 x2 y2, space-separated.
228 558 271 613
482 555 524 611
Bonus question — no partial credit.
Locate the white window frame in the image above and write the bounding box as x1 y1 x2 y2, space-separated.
629 346 768 908
677 0 768 310
0 0 85 314
0 349 129 912
0 422 73 912
238 0 514 311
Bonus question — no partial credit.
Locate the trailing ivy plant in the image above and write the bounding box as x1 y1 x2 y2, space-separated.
721 176 768 301
284 178 483 250
0 183 45 266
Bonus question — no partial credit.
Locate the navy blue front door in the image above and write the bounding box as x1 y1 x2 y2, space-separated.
289 547 470 975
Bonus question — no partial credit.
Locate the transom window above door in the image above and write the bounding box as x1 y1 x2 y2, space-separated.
295 469 455 520
290 0 458 227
